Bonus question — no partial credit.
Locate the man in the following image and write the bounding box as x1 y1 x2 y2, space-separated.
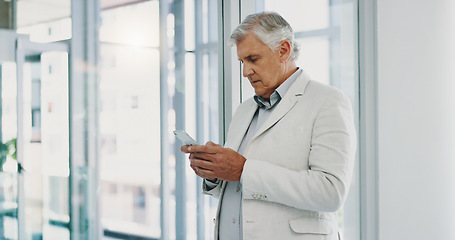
181 11 356 240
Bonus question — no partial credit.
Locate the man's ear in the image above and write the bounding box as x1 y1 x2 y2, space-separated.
279 40 292 62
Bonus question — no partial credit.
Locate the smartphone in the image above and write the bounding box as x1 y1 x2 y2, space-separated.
173 130 199 146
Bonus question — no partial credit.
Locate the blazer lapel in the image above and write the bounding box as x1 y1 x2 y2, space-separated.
252 71 311 139
225 100 258 151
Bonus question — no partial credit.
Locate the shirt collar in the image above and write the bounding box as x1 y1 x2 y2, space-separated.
254 68 302 109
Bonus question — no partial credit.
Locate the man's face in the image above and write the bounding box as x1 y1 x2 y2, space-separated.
236 32 285 99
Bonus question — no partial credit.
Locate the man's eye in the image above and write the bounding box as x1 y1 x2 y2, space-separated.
250 58 257 63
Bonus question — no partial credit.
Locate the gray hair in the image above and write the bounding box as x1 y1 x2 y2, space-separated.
229 11 300 61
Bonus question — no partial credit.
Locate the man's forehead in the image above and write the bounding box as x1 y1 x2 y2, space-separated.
236 34 266 58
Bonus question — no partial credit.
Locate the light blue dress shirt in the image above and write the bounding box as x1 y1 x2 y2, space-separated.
207 68 302 240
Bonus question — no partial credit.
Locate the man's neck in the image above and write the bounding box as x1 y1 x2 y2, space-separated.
283 62 298 80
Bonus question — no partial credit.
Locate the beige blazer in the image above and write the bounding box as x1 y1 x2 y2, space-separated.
204 71 357 240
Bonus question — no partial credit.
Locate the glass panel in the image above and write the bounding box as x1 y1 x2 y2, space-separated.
182 0 220 239
19 50 70 240
264 0 329 32
99 2 161 239
0 172 18 240
99 2 159 47
1 62 18 156
5 1 222 239
184 52 197 240
296 37 330 85
1 61 19 240
13 1 72 238
98 1 220 239
40 52 70 240
99 43 161 238
184 0 196 51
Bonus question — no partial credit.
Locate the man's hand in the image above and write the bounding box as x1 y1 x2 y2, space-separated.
181 141 246 182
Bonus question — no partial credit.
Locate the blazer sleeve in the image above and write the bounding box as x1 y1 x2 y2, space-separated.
241 90 357 212
202 179 223 199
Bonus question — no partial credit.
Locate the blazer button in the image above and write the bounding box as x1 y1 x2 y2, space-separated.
213 218 216 224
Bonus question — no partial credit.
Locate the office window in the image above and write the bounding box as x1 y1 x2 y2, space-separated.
3 0 221 239
98 1 161 238
98 0 219 239
0 62 19 240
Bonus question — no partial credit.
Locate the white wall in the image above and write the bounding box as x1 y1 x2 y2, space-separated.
377 1 455 239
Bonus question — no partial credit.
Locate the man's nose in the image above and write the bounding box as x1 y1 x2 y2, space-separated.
242 63 254 77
